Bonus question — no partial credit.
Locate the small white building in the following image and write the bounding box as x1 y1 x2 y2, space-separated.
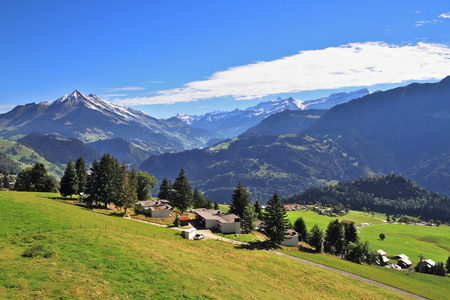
182 228 196 240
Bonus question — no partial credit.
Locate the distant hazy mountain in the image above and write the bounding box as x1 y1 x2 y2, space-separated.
0 90 215 155
239 109 327 138
141 78 450 203
176 89 369 138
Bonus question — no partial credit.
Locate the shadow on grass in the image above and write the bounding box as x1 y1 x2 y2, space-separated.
234 240 282 251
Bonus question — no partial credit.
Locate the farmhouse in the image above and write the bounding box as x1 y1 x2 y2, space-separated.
192 208 241 234
394 254 412 268
421 259 436 268
137 199 172 218
179 216 190 226
376 249 390 265
281 229 299 247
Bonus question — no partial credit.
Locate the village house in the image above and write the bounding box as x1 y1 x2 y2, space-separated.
376 249 390 265
394 254 412 268
280 229 299 247
421 259 436 268
192 208 241 234
137 199 172 218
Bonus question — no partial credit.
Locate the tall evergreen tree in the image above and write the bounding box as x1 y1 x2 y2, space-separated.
192 187 207 208
86 154 121 208
264 192 289 244
294 217 308 242
214 201 219 210
116 163 137 214
172 168 192 214
308 224 324 253
206 198 213 209
2 175 10 190
158 178 173 201
243 203 256 231
136 171 157 200
343 222 358 245
229 181 250 218
75 156 87 194
324 219 344 254
60 159 79 198
254 200 262 220
15 163 56 192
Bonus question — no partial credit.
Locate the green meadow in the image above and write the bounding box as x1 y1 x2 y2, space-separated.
0 191 414 299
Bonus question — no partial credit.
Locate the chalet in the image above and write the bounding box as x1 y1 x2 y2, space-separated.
284 205 292 211
192 208 240 234
376 249 389 265
137 199 172 218
421 259 436 268
394 254 412 268
280 229 299 247
341 220 353 225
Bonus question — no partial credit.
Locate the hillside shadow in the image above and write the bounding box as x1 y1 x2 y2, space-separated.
234 240 281 251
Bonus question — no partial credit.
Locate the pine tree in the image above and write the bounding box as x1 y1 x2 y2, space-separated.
158 178 173 202
243 203 256 231
264 192 289 244
2 175 10 190
229 182 250 219
308 224 324 253
60 159 79 198
254 200 262 220
117 164 137 214
75 156 87 194
214 201 219 210
192 187 207 208
324 219 344 254
172 169 192 214
294 217 308 242
206 198 213 209
446 255 450 273
344 222 358 245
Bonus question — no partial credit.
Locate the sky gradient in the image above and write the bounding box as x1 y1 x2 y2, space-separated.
1 1 450 118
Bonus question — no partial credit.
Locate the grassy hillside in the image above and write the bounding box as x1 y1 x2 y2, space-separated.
0 191 414 299
0 138 64 177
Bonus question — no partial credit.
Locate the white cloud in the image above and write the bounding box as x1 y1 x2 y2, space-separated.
439 12 450 18
0 104 16 113
104 86 144 92
114 42 450 106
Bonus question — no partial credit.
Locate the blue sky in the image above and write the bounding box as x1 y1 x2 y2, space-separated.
1 1 450 118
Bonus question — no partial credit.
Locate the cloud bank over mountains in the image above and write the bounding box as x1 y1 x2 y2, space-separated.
114 42 450 106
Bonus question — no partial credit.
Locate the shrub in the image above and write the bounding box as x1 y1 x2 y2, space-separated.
22 244 44 258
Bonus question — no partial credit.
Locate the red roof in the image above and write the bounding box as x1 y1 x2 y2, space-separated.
179 216 190 221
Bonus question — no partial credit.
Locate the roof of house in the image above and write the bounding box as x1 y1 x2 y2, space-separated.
394 254 409 260
138 199 171 211
179 216 190 221
284 229 299 238
193 208 240 224
377 249 387 256
341 220 353 225
422 259 436 267
398 258 412 266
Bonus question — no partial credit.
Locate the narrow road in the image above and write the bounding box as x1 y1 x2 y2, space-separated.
269 250 427 300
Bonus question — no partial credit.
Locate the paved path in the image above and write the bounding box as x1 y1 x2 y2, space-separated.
269 250 427 300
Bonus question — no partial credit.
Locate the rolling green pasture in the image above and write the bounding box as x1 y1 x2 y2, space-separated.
358 223 450 262
0 191 412 299
286 209 384 230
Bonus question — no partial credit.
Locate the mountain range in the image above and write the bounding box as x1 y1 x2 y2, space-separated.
140 77 450 203
0 90 214 155
176 89 370 138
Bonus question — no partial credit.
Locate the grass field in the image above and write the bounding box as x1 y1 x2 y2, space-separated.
286 209 450 263
0 191 415 299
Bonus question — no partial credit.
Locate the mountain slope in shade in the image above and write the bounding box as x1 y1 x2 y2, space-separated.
88 138 150 167
18 132 98 165
0 90 216 154
176 89 370 138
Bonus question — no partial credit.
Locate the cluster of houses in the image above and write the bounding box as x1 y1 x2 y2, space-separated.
313 206 346 217
376 250 436 270
136 200 301 246
284 204 308 211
